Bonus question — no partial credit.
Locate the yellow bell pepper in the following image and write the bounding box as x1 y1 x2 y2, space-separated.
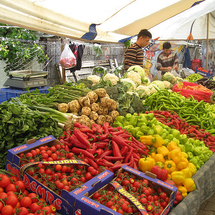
164 160 176 174
140 135 153 145
150 152 156 159
181 152 188 159
183 178 196 192
154 153 165 163
152 135 164 148
188 163 197 176
138 157 155 172
157 146 169 157
180 166 192 178
168 148 182 164
178 185 188 197
176 157 189 170
171 171 186 185
167 141 179 151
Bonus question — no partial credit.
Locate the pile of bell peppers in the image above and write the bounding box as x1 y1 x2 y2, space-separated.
138 134 197 199
114 112 213 170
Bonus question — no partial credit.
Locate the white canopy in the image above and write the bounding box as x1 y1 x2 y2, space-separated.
0 0 199 43
149 0 215 40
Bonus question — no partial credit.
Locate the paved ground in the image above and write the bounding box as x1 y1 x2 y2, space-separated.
197 192 215 215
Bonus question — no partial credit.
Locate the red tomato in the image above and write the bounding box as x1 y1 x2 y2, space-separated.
20 197 32 208
17 207 29 215
121 203 128 212
85 172 92 181
28 193 38 203
15 181 25 192
1 205 14 215
6 195 18 207
0 175 11 188
30 203 42 213
5 184 17 192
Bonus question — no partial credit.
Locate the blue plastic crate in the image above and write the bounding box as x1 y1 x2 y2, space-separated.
0 89 7 103
0 86 49 101
195 67 214 79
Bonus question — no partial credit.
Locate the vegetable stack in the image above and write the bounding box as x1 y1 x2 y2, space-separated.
59 122 149 172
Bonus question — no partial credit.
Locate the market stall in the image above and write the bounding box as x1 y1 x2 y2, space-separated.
1 63 215 215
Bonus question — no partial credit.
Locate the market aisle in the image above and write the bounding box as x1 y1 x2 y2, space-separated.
197 192 215 215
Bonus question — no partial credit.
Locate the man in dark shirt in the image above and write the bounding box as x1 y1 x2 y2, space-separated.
156 42 179 76
124 29 152 71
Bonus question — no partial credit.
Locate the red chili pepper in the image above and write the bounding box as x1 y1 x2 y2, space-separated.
97 133 109 141
132 152 141 160
124 148 133 163
87 132 97 142
99 150 112 159
91 123 103 135
104 156 124 161
112 140 122 157
71 147 94 159
103 122 109 134
80 127 93 133
131 137 148 150
95 142 109 148
118 133 131 139
74 122 88 129
96 158 114 167
120 146 128 156
95 148 104 157
109 162 131 172
112 135 131 148
69 135 87 149
87 142 97 154
73 129 91 149
87 158 99 170
130 142 149 156
110 130 125 136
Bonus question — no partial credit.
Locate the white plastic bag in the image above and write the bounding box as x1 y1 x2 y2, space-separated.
60 44 76 69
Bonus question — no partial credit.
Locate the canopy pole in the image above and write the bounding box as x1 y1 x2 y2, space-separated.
61 38 66 84
206 13 209 70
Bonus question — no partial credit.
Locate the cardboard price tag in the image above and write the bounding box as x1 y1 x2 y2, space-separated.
110 180 149 215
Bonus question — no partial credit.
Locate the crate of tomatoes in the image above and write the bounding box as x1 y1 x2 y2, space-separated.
72 165 178 215
5 135 114 215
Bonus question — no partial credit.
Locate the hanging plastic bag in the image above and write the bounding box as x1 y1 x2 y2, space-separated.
60 44 76 69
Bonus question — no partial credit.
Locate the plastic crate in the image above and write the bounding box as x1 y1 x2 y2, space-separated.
0 89 7 103
195 67 214 79
0 86 49 102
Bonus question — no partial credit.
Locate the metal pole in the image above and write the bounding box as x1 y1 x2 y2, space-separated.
206 13 209 70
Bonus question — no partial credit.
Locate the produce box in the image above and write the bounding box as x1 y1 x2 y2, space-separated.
0 86 49 102
73 165 178 215
195 67 214 79
5 135 114 215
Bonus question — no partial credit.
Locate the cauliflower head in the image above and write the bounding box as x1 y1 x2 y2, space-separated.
120 78 136 91
148 84 158 94
163 81 172 89
162 72 177 85
103 73 119 85
151 80 165 89
87 75 101 85
126 70 142 86
136 85 151 97
127 65 146 83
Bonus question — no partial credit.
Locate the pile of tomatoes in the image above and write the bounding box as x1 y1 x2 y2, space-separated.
18 143 99 195
0 172 56 215
92 171 170 215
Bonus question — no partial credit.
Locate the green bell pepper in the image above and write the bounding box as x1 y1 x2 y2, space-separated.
189 156 199 167
178 144 186 152
140 125 149 134
125 113 132 121
115 116 125 124
172 129 180 139
147 129 155 135
193 147 209 156
153 124 163 135
113 120 123 128
146 113 154 120
179 134 188 144
124 125 134 133
184 142 194 153
129 115 138 127
187 151 193 159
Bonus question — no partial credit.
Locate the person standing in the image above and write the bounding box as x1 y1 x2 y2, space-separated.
124 29 152 71
156 42 179 76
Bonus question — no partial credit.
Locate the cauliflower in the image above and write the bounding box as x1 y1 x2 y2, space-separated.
87 75 101 86
126 70 142 86
103 73 119 85
163 81 172 89
148 84 157 94
126 91 139 97
135 85 151 97
151 80 165 89
127 65 146 83
120 78 136 91
162 72 177 85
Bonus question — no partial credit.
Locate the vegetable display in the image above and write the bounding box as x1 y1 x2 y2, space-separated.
143 89 215 134
59 122 149 172
0 103 63 169
0 170 56 215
